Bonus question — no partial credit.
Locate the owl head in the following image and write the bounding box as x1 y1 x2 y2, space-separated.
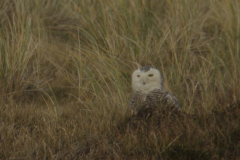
132 66 164 94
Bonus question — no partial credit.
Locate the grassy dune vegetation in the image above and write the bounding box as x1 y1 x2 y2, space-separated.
0 0 239 159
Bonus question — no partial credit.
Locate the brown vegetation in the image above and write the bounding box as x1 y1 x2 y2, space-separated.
0 0 239 159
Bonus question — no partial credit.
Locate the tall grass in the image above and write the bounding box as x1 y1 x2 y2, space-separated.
0 0 239 159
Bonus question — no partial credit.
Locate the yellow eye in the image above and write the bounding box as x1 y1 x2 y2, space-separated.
137 75 140 77
148 74 154 77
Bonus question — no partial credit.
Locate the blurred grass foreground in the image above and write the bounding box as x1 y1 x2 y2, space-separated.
0 0 239 159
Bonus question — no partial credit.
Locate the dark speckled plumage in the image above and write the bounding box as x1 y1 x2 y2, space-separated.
138 66 155 72
130 89 181 116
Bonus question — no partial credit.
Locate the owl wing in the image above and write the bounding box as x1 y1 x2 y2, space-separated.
148 89 181 111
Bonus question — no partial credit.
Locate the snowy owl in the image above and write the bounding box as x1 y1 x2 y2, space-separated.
130 66 181 117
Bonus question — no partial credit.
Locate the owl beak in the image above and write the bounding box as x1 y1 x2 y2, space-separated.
143 81 145 85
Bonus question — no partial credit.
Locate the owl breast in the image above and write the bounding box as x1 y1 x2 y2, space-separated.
130 89 181 115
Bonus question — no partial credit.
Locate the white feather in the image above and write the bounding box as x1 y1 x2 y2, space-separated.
131 68 163 94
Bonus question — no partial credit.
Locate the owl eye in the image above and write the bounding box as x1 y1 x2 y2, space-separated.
148 74 154 77
137 75 140 77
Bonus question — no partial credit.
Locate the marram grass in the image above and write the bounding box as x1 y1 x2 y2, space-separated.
0 0 239 159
